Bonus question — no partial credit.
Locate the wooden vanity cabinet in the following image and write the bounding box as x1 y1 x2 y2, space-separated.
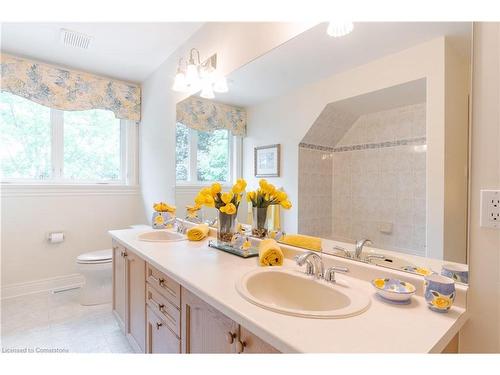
113 241 278 354
112 242 127 330
112 240 146 353
181 288 279 354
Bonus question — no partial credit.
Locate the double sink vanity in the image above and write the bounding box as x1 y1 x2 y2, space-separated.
109 225 469 353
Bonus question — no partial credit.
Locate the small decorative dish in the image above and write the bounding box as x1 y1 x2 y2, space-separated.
401 265 432 276
371 278 416 303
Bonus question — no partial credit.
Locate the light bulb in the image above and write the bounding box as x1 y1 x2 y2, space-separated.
326 21 354 37
172 72 187 92
213 74 228 93
185 63 199 87
200 81 215 99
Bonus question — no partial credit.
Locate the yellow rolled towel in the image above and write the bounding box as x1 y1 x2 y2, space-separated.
258 239 283 267
186 224 209 241
280 234 322 252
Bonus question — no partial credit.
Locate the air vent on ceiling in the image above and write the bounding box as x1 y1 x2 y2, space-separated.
60 28 93 49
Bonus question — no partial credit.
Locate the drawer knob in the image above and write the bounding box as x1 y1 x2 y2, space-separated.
158 278 165 287
156 322 163 330
121 251 127 257
225 332 236 344
236 340 246 353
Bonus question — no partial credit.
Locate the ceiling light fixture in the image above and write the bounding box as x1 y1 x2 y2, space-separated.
326 21 354 37
172 48 228 97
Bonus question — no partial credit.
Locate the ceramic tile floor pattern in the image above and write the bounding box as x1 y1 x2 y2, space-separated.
1 288 134 353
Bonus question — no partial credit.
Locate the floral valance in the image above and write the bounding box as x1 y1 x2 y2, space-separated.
176 96 246 136
0 53 141 121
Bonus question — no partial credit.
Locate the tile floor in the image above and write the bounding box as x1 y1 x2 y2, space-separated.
1 288 134 353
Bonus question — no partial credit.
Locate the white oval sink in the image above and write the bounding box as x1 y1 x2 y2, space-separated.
137 230 186 242
236 268 370 318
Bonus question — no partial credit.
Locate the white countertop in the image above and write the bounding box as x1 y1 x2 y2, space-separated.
109 228 468 353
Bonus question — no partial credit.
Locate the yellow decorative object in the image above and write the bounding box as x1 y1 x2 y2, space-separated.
280 234 322 252
431 294 453 310
153 202 176 213
154 215 165 225
176 96 246 136
242 240 252 250
373 279 386 288
186 224 210 241
1 53 141 121
258 239 283 267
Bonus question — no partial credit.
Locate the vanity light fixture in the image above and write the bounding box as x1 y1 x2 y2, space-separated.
172 48 229 98
326 21 354 37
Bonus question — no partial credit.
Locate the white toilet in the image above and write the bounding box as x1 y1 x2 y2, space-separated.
76 249 112 306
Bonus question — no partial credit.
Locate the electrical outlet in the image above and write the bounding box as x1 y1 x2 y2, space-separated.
480 189 500 229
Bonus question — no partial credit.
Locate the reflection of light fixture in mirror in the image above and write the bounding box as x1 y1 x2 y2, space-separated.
327 21 354 37
413 144 427 153
171 49 228 97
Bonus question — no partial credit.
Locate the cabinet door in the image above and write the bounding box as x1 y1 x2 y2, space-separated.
146 306 180 353
237 326 280 354
181 288 238 353
112 242 127 330
127 251 146 353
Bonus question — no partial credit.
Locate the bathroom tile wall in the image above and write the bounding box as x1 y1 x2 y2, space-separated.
333 103 427 256
298 147 333 237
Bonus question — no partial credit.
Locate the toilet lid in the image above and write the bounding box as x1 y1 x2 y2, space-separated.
77 249 112 263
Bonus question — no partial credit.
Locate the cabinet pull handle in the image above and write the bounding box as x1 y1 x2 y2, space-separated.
236 340 247 353
149 275 177 297
149 297 176 325
121 250 127 257
225 332 236 344
156 322 163 330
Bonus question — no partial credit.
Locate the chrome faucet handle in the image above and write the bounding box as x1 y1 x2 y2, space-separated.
364 254 385 263
324 266 349 283
294 252 324 278
333 245 352 258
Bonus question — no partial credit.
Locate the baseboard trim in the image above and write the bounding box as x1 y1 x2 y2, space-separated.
1 274 85 299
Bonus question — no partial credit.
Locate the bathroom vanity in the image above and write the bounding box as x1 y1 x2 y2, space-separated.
109 228 469 353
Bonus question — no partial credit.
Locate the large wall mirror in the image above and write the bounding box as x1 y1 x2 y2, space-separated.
175 22 472 284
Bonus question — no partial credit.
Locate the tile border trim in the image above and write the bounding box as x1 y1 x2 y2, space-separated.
299 137 426 153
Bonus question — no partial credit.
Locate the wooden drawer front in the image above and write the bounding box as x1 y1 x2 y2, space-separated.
146 264 180 308
146 284 180 337
146 306 180 353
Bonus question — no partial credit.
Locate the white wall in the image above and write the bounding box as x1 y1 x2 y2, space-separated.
460 22 500 353
140 22 314 220
243 37 447 254
1 187 145 296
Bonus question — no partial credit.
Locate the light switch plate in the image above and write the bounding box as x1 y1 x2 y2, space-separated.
480 189 500 229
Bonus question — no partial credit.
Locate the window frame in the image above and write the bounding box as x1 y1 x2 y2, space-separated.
1 100 138 186
175 124 241 187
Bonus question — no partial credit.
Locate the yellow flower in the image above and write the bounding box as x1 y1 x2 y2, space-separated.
232 178 247 194
153 202 176 213
432 296 452 310
220 203 237 215
276 191 287 202
259 179 268 190
280 200 292 209
203 194 215 207
200 187 212 196
221 192 234 204
246 191 255 202
210 182 222 196
194 194 205 206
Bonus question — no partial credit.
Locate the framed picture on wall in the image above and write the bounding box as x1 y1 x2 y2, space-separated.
254 144 280 177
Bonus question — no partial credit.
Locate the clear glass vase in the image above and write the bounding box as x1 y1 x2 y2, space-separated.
217 211 237 244
251 207 269 238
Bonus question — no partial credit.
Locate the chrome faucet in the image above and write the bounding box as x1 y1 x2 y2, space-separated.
354 239 373 259
324 265 349 283
333 245 352 258
294 252 324 279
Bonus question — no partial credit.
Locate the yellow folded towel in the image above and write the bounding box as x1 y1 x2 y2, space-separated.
258 239 283 267
280 234 322 252
186 224 209 241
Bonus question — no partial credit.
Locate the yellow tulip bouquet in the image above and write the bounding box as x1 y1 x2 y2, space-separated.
247 179 292 237
152 202 176 229
194 179 247 243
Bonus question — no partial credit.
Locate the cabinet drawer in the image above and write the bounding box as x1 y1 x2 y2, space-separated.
146 306 180 353
146 284 180 337
146 263 180 308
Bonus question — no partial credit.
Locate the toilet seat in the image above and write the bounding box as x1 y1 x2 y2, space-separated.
77 249 112 264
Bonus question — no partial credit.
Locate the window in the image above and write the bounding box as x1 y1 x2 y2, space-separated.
175 122 235 184
0 91 137 184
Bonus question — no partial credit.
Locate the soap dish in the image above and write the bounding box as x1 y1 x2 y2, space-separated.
371 278 416 303
208 240 259 258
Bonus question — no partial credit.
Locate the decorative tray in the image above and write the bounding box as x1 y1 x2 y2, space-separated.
208 240 259 258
